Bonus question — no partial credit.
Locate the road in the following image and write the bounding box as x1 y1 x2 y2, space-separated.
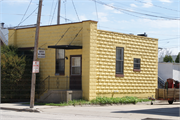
0 102 179 120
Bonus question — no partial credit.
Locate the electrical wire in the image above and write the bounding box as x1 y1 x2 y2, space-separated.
71 0 80 22
48 0 55 24
134 0 180 12
91 0 180 20
50 1 58 25
8 6 38 40
159 37 180 41
94 0 100 29
109 0 179 18
19 0 33 26
60 16 73 22
64 0 67 23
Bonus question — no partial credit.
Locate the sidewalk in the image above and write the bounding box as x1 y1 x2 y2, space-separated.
0 102 58 112
0 100 170 113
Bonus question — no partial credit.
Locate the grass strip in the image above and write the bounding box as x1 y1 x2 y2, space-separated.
23 96 150 106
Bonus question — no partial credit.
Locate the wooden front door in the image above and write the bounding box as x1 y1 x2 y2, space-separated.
70 55 82 90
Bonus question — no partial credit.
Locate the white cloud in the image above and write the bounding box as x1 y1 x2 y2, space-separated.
79 15 88 21
103 3 122 14
143 0 153 8
4 0 30 5
117 19 180 32
93 12 108 22
137 19 180 28
130 4 137 7
104 3 114 10
159 0 172 3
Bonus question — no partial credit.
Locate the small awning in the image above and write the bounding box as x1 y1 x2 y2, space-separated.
48 45 82 49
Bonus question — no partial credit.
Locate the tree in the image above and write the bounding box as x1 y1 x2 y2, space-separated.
175 52 180 63
1 45 26 101
163 55 173 62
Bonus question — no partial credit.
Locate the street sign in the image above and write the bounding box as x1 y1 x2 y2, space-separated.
32 61 39 73
38 50 45 58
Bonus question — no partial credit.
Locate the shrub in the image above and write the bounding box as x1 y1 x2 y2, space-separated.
1 45 39 102
1 45 26 101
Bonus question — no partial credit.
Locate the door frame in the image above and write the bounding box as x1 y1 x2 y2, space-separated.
70 55 82 76
69 55 82 90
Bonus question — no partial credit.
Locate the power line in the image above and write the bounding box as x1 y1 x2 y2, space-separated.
19 0 33 25
159 37 180 41
94 0 100 29
109 0 179 19
48 0 55 24
18 7 38 27
134 0 180 12
50 1 58 25
60 16 73 22
63 0 67 23
71 0 80 22
91 0 180 20
9 6 38 40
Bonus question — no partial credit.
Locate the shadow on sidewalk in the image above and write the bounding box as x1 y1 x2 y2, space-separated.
111 107 179 117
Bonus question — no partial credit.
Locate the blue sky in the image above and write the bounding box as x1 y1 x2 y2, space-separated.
0 0 180 56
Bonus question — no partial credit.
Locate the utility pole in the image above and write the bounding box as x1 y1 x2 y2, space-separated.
30 0 43 108
57 0 61 24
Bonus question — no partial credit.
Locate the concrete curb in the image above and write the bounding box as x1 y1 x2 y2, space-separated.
0 107 41 113
0 100 170 112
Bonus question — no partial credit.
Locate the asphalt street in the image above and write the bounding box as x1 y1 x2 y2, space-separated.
0 102 180 120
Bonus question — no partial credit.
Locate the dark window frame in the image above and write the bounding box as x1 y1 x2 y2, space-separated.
133 58 141 72
56 49 65 75
116 47 124 77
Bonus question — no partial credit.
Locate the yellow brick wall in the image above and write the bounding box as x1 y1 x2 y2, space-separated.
8 22 84 90
8 20 158 100
96 30 158 99
82 21 98 100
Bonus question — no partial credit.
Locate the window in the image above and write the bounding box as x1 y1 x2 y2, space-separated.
71 57 81 75
56 49 65 75
116 47 124 76
134 58 141 71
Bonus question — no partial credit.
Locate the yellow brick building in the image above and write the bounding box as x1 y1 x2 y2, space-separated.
8 20 158 101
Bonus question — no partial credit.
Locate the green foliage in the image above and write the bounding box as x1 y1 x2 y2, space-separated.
1 45 26 101
163 55 173 62
1 45 36 102
28 96 150 106
90 96 149 104
175 53 180 63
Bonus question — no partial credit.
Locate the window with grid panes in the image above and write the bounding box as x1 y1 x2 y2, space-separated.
116 47 124 76
133 58 141 70
56 49 65 75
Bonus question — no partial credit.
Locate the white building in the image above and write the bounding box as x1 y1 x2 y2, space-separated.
0 23 9 45
158 63 180 82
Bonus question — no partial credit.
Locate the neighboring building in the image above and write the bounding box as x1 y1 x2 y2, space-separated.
8 20 158 102
159 55 177 63
0 23 9 45
158 63 180 82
